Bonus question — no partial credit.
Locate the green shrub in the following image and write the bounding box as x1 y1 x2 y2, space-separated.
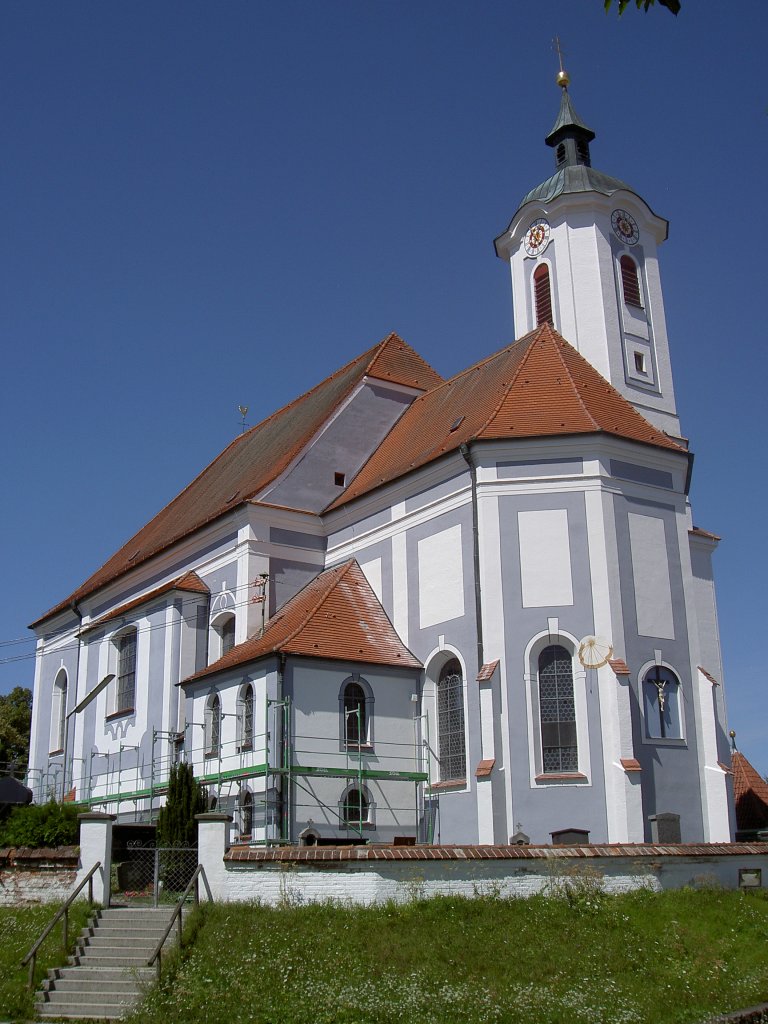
156 762 207 848
0 800 80 848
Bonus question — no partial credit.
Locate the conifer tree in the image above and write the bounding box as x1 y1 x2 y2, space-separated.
156 761 207 848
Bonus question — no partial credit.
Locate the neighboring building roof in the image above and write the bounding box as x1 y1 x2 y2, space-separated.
732 751 768 834
79 571 209 636
32 334 442 627
329 323 684 510
184 559 422 682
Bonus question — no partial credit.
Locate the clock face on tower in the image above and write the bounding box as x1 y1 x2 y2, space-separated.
611 209 640 246
523 218 551 257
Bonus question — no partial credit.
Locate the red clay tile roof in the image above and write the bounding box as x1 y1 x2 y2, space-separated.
32 334 442 627
476 660 499 682
184 559 421 682
689 526 722 542
698 666 719 686
608 659 631 676
79 571 209 636
328 323 684 510
224 842 768 863
475 758 495 777
732 751 768 833
620 758 642 772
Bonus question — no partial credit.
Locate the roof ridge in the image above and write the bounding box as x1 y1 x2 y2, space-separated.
545 323 603 431
475 324 552 436
277 560 355 650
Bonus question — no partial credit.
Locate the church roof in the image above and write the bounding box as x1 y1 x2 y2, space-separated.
32 334 441 627
183 559 422 681
78 571 209 636
518 164 635 211
732 751 768 834
545 89 595 146
328 323 684 510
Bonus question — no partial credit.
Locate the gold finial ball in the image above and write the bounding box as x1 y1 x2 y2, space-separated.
729 729 736 739
556 69 570 89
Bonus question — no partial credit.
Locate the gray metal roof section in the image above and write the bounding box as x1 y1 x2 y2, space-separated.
519 164 634 209
545 90 595 145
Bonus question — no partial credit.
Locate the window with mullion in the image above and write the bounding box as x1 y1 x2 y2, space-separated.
539 645 577 772
437 659 466 781
116 629 137 712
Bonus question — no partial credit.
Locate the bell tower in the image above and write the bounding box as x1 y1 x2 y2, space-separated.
494 69 682 440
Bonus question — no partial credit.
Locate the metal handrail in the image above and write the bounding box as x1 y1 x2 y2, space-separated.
146 863 212 980
20 860 101 989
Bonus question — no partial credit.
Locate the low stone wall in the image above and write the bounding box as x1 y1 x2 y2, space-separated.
0 847 79 906
206 837 768 905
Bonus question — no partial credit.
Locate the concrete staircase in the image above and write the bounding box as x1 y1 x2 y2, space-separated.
35 906 181 1020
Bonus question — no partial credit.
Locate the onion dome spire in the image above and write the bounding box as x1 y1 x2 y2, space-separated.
545 70 595 171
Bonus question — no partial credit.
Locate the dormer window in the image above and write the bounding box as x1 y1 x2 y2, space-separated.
534 264 553 326
620 255 642 307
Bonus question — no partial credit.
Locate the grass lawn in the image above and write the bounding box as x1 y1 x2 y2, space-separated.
126 886 768 1024
0 902 94 1022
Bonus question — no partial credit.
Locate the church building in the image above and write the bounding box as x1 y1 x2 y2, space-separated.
27 76 734 847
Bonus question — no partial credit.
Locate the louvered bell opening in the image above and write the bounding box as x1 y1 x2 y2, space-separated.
534 264 553 326
620 255 642 307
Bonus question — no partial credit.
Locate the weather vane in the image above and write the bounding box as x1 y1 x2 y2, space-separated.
553 36 570 89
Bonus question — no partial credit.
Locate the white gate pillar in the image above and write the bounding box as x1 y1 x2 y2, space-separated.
76 812 115 906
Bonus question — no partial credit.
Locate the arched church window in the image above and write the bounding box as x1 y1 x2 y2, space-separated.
437 659 466 782
620 255 642 307
534 264 553 326
240 790 253 838
239 684 254 751
643 666 682 740
343 682 366 745
341 786 370 827
538 645 578 773
205 694 222 758
51 670 68 753
116 628 137 713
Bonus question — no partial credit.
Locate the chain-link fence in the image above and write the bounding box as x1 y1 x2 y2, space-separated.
112 843 198 906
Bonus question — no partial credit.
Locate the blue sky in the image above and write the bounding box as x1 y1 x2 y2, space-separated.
1 1 766 775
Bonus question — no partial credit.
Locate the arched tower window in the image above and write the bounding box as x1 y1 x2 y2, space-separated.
51 670 68 753
534 264 553 326
538 645 577 773
239 684 254 751
343 682 366 745
437 659 466 782
643 666 682 740
205 694 222 758
620 255 642 307
116 628 137 712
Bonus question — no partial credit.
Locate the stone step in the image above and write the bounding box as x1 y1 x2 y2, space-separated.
36 999 139 1020
49 965 155 984
69 952 154 968
43 976 140 994
38 987 142 1007
77 934 164 951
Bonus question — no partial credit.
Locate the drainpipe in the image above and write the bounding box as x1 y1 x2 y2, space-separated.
62 600 83 802
459 442 484 672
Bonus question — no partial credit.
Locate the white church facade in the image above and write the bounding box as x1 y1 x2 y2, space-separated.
27 82 734 847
